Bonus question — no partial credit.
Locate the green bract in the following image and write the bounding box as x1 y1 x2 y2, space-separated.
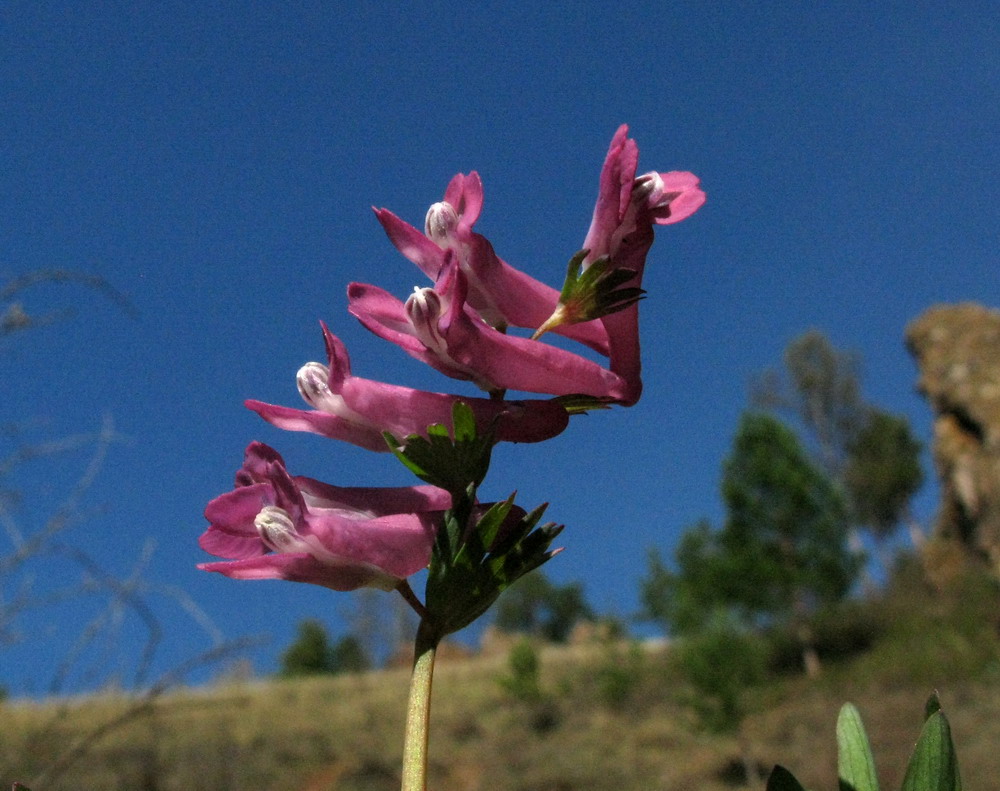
388 401 563 639
531 249 645 340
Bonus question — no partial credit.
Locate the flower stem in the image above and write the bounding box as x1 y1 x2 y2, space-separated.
401 618 439 791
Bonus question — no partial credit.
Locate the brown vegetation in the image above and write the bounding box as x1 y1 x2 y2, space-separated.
3 606 1000 791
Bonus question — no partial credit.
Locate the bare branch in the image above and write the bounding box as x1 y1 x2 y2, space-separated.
0 414 117 574
1 269 139 319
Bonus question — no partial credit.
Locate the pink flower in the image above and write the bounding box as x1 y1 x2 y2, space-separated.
348 255 627 399
246 323 570 447
375 175 611 355
198 442 448 591
582 125 706 405
375 126 704 408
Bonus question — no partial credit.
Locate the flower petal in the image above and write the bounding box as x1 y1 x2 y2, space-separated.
245 399 389 452
198 553 399 592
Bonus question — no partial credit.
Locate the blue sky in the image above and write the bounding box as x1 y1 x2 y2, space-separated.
2 1 998 695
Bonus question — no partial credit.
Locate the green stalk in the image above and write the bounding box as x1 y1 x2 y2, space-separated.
401 618 439 791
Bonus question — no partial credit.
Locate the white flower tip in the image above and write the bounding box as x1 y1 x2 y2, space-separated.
405 287 442 323
255 506 298 552
406 288 449 354
296 362 332 406
425 201 459 245
633 171 662 202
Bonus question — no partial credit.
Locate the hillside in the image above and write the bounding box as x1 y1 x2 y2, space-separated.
4 571 1000 791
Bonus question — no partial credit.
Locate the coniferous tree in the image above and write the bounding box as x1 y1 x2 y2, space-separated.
279 620 371 677
754 330 924 549
844 410 924 543
279 619 336 677
642 412 860 674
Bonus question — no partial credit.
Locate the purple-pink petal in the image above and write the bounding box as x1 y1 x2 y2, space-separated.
350 259 625 398
377 181 611 355
198 553 396 592
245 399 390 453
295 476 452 514
650 171 707 225
199 444 441 591
442 171 483 230
375 208 448 281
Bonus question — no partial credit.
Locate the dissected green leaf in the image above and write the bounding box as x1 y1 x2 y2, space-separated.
901 708 961 791
384 402 493 493
837 703 879 791
767 765 807 791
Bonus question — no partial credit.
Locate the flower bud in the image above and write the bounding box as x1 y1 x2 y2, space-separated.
425 201 460 246
254 506 299 552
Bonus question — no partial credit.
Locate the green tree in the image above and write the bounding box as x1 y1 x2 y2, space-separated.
279 620 370 678
329 634 370 674
755 330 924 549
753 329 866 476
280 619 335 677
844 410 924 544
493 570 593 643
642 412 860 674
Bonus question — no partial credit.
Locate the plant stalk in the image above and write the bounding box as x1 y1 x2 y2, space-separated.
401 618 439 791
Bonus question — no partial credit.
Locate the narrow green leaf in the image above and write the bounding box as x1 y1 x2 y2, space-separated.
451 400 477 442
767 765 807 791
552 393 615 414
837 703 879 791
384 431 431 480
487 502 547 557
473 495 516 552
557 249 587 302
901 710 961 791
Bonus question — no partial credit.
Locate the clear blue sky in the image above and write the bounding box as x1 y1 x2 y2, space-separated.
3 1 998 695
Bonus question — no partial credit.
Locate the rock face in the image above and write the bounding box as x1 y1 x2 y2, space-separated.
906 303 1000 578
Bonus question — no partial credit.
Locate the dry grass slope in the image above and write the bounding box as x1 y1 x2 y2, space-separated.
3 626 1000 791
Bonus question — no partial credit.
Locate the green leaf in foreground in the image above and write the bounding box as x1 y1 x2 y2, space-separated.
837 703 879 791
901 704 962 791
767 765 807 791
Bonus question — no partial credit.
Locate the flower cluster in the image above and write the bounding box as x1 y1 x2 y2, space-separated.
199 124 704 598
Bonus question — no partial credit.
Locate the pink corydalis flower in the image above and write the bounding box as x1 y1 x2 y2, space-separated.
348 255 627 399
375 175 610 355
375 126 704 408
565 125 706 406
198 442 448 591
246 322 570 447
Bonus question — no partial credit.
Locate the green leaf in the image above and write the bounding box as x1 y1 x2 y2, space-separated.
837 703 879 791
470 495 516 554
384 401 493 494
837 703 878 791
901 707 962 791
767 765 807 791
532 250 646 340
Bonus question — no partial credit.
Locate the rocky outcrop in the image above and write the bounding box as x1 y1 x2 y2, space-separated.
906 303 1000 579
